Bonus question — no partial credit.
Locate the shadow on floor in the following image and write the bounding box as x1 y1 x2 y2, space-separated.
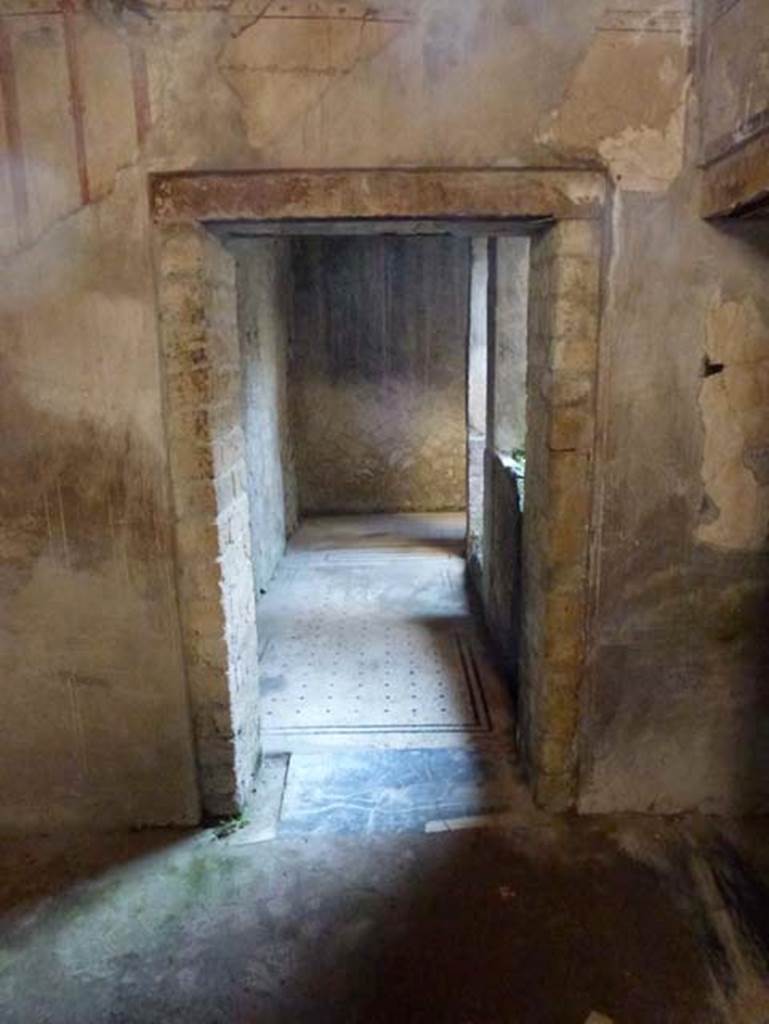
0 828 183 918
4 814 767 1023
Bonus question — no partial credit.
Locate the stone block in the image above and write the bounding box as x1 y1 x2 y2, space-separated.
530 669 582 741
159 225 207 276
544 452 591 577
533 768 575 812
549 219 602 260
536 730 577 778
541 589 587 668
549 401 595 451
172 479 219 522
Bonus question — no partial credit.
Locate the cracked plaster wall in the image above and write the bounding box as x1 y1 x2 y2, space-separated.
2 0 769 828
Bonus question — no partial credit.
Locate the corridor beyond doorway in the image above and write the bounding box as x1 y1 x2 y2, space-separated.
154 174 605 819
254 513 520 835
258 513 514 751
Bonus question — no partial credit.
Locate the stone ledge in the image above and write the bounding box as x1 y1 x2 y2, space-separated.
151 169 607 226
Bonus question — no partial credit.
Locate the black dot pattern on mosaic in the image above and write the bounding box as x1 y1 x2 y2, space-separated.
259 585 483 729
261 622 479 731
257 532 491 736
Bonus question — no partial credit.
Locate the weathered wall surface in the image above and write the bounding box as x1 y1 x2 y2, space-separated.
2 0 768 826
156 225 263 818
577 0 769 814
479 237 529 685
289 235 469 513
0 172 201 832
698 0 769 219
699 0 769 164
579 195 769 814
235 238 297 593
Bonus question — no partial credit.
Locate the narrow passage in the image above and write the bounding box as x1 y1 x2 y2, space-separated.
256 513 519 835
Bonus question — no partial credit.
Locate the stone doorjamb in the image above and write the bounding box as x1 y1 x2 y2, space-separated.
150 168 607 813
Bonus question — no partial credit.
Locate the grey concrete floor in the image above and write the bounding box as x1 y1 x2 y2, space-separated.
1 816 769 1023
1 516 768 1022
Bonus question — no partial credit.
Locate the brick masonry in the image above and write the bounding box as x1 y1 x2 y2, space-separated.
519 220 602 810
157 224 260 818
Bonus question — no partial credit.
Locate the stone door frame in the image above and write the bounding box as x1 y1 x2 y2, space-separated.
150 168 608 815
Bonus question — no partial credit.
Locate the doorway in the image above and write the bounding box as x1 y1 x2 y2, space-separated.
152 168 605 819
238 230 519 830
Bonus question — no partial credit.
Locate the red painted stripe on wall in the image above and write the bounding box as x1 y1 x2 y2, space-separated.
61 0 90 205
128 38 150 148
0 18 30 246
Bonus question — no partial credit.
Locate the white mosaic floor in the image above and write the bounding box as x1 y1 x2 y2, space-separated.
258 514 516 752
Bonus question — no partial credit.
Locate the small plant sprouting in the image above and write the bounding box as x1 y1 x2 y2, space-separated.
213 812 249 840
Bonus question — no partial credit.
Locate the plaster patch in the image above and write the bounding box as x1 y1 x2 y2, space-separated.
697 297 769 551
597 90 687 191
537 30 688 190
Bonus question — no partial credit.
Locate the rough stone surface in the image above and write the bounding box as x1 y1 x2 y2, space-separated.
156 225 261 819
0 173 201 833
289 235 469 514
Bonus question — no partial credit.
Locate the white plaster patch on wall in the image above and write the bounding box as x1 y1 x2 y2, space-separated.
597 76 688 191
536 21 690 191
697 296 769 552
